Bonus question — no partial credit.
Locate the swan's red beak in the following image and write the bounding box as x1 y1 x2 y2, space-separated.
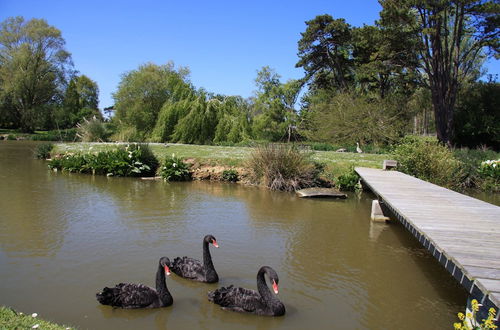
272 280 279 294
164 265 171 276
212 239 219 248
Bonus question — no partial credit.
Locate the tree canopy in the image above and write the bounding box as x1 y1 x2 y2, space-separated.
0 16 73 132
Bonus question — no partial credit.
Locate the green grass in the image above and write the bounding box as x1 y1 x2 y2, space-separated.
0 306 73 329
52 142 389 176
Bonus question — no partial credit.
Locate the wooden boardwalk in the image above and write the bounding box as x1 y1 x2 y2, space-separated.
355 167 500 312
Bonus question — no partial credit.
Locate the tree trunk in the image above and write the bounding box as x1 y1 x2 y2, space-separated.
430 84 455 146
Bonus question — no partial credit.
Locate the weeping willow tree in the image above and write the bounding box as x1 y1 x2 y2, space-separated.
213 96 252 144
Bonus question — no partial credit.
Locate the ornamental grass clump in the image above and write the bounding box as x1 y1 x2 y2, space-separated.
392 136 461 188
76 116 108 142
159 154 191 181
246 144 320 191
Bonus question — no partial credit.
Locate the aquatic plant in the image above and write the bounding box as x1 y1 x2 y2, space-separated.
158 154 191 181
221 169 239 182
34 143 54 159
335 168 361 191
48 144 159 177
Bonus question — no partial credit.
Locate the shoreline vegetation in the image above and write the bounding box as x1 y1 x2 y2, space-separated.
35 139 499 193
0 306 72 329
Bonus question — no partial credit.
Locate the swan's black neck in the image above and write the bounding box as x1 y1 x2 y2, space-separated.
202 240 218 283
257 266 285 316
156 262 173 307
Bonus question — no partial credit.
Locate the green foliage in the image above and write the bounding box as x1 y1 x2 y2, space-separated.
335 168 360 191
0 16 73 132
0 306 71 330
453 299 497 330
171 96 219 144
35 142 54 159
300 91 407 145
48 143 159 177
296 14 353 91
6 134 16 140
246 144 321 191
453 147 500 190
251 67 301 142
113 61 194 138
158 154 191 181
76 116 108 142
454 82 500 150
392 136 461 188
30 128 77 141
222 169 239 182
57 75 101 128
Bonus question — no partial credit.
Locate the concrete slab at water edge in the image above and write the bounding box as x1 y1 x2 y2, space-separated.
296 187 347 198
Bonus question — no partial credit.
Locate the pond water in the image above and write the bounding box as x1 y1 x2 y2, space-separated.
0 141 472 329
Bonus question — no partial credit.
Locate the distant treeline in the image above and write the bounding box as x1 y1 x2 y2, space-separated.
1 2 499 149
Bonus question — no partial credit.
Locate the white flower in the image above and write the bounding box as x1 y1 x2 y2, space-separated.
173 163 177 168
32 324 39 329
31 313 38 318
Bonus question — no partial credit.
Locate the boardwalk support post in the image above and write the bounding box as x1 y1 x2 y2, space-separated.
371 200 391 222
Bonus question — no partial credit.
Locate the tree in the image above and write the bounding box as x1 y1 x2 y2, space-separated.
252 67 302 141
296 15 354 91
113 62 193 139
58 75 100 128
0 16 73 132
379 0 500 146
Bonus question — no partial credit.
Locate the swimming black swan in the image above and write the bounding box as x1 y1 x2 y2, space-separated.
207 266 285 316
96 257 173 308
169 234 219 283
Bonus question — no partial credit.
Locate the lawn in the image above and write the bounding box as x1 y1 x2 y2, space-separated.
52 142 389 177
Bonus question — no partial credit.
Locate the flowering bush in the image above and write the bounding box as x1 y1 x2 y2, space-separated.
159 154 191 181
47 144 159 177
454 299 497 330
478 159 500 180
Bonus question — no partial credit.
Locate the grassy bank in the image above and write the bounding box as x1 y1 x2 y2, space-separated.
0 306 72 329
52 142 388 177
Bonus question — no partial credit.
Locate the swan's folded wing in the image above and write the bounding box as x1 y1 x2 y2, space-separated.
213 286 262 312
116 283 158 308
172 256 204 278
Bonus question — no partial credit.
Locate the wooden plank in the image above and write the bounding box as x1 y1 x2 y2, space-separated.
465 266 500 280
355 167 500 309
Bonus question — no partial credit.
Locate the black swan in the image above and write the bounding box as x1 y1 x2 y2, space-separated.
207 266 286 316
96 257 173 308
169 234 219 283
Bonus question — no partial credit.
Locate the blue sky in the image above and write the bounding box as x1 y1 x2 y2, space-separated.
1 0 498 109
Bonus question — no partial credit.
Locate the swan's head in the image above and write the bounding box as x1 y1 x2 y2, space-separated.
272 279 279 294
159 257 171 276
261 266 280 294
204 234 219 248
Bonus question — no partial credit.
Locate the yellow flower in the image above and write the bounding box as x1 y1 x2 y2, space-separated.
453 322 462 330
458 312 465 321
489 307 497 316
471 299 480 312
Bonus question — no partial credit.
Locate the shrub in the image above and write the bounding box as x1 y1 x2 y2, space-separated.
246 144 321 191
392 136 461 188
158 154 191 181
30 129 77 141
336 168 361 191
35 143 54 159
7 134 16 140
222 169 239 182
76 116 108 142
478 159 500 192
48 144 159 177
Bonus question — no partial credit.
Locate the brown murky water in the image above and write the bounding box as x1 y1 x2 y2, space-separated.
0 141 472 329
